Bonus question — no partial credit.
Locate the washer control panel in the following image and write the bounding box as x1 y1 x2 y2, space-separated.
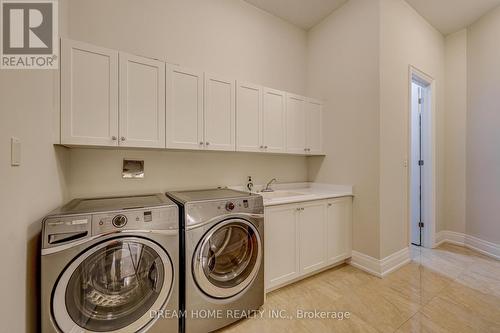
92 206 178 235
112 214 128 228
225 202 235 211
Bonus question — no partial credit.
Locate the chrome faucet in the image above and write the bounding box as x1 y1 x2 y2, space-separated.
261 178 277 192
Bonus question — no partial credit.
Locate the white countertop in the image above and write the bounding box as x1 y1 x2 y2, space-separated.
230 182 353 207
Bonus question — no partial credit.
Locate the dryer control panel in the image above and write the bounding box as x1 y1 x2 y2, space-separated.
184 196 264 228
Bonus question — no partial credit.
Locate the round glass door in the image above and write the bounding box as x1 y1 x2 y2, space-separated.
53 237 173 332
193 219 262 299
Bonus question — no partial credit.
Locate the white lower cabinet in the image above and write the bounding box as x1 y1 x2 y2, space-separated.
265 197 352 291
326 197 353 263
265 204 300 290
299 201 327 274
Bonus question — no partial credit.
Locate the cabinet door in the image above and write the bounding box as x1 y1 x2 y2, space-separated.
165 66 204 150
236 81 262 152
204 74 235 151
306 99 323 155
265 204 299 290
262 88 286 153
61 39 118 146
119 53 165 148
299 201 327 274
326 197 353 263
286 93 307 154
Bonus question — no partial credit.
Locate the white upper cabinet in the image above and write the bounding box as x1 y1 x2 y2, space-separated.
236 81 262 152
61 39 119 146
165 65 204 150
204 74 236 151
60 39 324 155
306 99 323 155
119 53 165 148
286 93 307 154
262 88 286 153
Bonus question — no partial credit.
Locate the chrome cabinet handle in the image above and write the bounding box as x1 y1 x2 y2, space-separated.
264 146 268 149
121 137 126 141
260 145 264 149
206 142 210 146
199 142 204 145
111 136 117 141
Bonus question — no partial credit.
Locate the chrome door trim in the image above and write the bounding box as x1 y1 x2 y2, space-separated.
52 236 174 333
42 229 178 255
192 219 262 299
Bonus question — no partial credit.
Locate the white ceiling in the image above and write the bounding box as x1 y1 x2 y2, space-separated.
405 0 500 35
243 0 348 30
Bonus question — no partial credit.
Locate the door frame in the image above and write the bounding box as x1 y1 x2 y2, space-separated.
407 66 436 249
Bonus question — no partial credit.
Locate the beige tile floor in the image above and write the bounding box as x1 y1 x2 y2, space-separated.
219 244 500 333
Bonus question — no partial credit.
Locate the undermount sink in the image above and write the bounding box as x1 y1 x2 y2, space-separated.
258 191 304 199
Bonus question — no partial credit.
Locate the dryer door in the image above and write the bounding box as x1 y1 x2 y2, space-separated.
193 219 262 299
52 237 173 332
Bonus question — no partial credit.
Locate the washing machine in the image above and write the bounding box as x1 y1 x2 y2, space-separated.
41 194 180 333
166 189 264 333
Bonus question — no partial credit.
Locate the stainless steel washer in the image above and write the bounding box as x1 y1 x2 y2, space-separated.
167 189 264 333
41 194 180 333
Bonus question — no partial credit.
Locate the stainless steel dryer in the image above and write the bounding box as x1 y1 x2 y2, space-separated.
41 194 179 333
166 189 264 333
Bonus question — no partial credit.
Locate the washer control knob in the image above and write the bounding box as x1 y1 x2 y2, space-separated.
226 202 235 211
112 215 128 228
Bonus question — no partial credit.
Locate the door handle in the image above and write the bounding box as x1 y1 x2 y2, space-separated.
48 231 88 244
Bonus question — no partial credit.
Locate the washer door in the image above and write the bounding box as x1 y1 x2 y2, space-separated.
53 237 173 332
193 219 262 299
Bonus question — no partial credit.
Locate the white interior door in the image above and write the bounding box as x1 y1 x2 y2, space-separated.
236 82 262 152
165 65 204 150
262 88 286 153
204 74 236 151
410 82 422 246
119 53 165 148
299 202 327 274
306 99 323 154
61 39 118 146
286 94 306 154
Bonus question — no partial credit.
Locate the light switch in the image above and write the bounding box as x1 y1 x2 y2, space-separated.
11 137 21 166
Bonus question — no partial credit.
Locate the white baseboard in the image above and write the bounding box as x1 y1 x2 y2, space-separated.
349 247 411 278
434 230 499 260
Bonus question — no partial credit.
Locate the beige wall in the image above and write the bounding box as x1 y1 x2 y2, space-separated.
444 30 467 234
68 148 308 198
379 0 445 257
64 0 310 197
67 0 307 95
466 6 500 244
306 0 381 258
0 3 70 332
